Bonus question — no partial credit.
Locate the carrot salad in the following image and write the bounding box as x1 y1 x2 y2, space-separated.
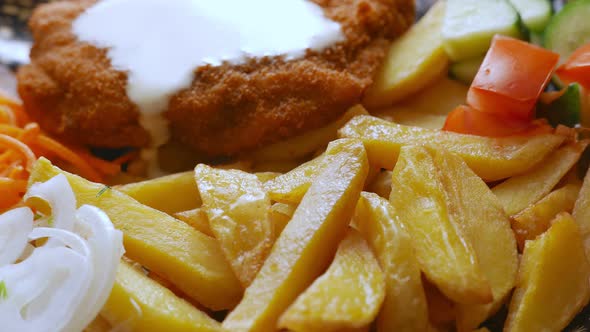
0 93 125 211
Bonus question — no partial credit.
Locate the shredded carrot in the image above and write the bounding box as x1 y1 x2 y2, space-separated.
0 134 35 171
0 94 124 211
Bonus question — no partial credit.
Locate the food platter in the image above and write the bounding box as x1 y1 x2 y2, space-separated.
1 0 590 331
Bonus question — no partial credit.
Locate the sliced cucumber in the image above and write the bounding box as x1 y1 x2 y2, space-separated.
537 83 583 127
544 0 590 65
508 0 552 32
449 57 484 85
442 0 523 61
529 32 544 46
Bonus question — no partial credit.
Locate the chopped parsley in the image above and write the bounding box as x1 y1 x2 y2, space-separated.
0 281 7 300
96 185 112 198
47 216 54 227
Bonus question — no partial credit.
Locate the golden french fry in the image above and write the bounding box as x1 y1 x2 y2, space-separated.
492 142 587 216
253 171 282 183
278 228 385 332
390 146 492 304
264 154 325 204
574 166 590 238
512 183 581 251
338 115 565 181
174 208 214 237
365 170 393 199
363 0 449 107
355 192 430 332
195 165 275 288
374 78 468 130
29 158 242 310
250 105 369 162
505 213 590 332
435 150 518 330
269 202 297 236
223 139 369 332
101 261 223 332
117 171 200 215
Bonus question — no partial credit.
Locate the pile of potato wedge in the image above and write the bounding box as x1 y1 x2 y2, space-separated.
27 103 590 332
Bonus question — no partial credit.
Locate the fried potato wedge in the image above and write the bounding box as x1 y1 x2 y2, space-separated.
269 202 297 236
116 170 277 215
338 115 565 181
252 171 281 183
251 105 369 162
195 165 275 288
512 183 581 251
574 167 590 238
355 192 430 332
263 154 325 204
223 139 368 332
505 213 590 332
265 137 359 204
101 261 223 332
492 142 587 216
390 146 492 304
278 229 385 332
435 150 518 330
29 158 242 310
374 77 467 130
117 171 200 215
174 208 213 237
363 0 449 108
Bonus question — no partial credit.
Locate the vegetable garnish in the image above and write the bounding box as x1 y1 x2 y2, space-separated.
444 35 558 137
556 43 590 90
467 35 559 121
0 174 124 331
96 185 112 198
443 105 552 137
0 94 128 212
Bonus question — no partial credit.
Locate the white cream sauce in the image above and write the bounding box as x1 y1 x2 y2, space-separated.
72 0 344 151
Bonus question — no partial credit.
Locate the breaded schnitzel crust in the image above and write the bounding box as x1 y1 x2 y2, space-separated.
18 0 414 156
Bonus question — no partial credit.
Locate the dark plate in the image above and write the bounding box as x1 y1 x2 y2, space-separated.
1 1 587 331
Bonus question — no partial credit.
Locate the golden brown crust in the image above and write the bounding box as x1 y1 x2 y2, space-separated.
17 0 414 156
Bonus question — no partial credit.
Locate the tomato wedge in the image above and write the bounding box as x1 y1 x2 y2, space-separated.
467 35 560 121
443 105 552 137
556 43 590 90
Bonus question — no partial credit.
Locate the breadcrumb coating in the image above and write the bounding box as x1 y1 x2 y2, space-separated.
17 0 414 156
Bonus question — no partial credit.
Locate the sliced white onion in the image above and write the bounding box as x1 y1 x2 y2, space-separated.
67 205 124 332
25 174 77 233
0 207 33 265
0 175 124 332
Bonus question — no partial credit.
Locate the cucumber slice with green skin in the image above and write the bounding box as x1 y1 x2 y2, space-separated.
537 83 583 127
509 0 552 32
449 57 484 85
442 0 523 61
544 0 590 65
529 32 544 46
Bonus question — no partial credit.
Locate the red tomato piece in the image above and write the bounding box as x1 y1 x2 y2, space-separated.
467 35 560 121
443 105 551 137
556 43 590 90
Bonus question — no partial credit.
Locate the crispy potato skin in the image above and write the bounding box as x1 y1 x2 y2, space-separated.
17 0 414 156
